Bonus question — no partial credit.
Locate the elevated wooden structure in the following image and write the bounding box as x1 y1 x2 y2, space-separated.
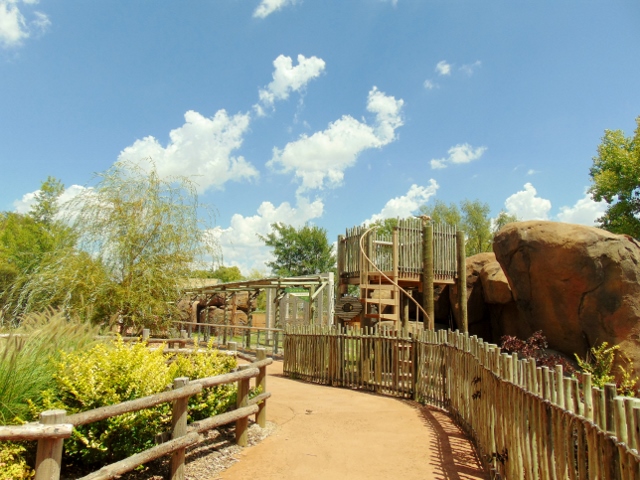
336 217 466 331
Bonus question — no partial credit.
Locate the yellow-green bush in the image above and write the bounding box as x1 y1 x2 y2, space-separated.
34 338 236 468
0 442 32 480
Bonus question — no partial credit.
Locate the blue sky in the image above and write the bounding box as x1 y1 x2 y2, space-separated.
2 1 639 272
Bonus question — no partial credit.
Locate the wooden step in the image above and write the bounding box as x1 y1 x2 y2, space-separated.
363 298 398 306
361 284 397 290
364 313 400 321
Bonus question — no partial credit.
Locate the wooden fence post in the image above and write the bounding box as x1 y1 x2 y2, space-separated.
456 231 467 334
256 348 268 428
35 409 66 480
170 377 189 480
142 328 150 341
236 367 251 446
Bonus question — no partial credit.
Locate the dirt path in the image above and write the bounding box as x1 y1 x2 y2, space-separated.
219 361 489 480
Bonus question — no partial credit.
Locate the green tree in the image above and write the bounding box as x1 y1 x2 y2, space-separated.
192 265 244 283
492 210 518 234
29 176 65 225
1 178 74 313
419 200 463 228
461 199 492 256
589 116 640 238
259 223 335 276
7 161 216 331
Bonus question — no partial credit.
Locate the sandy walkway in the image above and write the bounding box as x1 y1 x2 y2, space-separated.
219 361 488 480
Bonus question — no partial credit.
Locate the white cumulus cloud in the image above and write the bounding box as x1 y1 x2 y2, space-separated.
365 181 439 224
423 79 438 90
255 54 326 115
118 109 258 193
557 192 607 226
504 183 551 220
0 0 50 48
435 60 451 76
268 86 404 193
14 184 89 220
253 0 298 19
430 143 487 170
460 60 482 76
208 196 324 273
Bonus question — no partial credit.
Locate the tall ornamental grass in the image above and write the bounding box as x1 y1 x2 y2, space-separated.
0 309 99 424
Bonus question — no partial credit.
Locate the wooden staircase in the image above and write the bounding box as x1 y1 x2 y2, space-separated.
361 278 400 326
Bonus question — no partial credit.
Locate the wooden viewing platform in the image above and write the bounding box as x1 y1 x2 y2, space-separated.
336 217 467 331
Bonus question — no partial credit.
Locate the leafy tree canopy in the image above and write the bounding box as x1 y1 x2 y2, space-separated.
1 177 72 307
420 199 518 257
259 223 335 276
6 161 217 331
29 176 65 225
191 265 244 283
589 116 640 238
419 200 462 228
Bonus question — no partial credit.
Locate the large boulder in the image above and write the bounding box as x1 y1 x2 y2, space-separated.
493 221 640 373
449 252 494 339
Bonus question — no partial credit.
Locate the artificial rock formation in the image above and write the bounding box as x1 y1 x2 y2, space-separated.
448 252 517 341
493 221 640 373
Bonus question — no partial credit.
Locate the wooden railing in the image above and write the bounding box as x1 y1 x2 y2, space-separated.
284 325 640 479
0 349 272 480
338 219 458 282
171 321 285 354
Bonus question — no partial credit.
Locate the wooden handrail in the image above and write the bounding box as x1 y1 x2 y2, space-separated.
0 350 273 480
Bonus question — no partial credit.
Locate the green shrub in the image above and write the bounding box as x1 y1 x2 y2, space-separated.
0 442 32 480
575 342 638 396
0 309 99 478
36 338 237 467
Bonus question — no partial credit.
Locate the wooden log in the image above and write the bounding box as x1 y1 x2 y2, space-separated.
78 432 200 480
188 405 259 434
66 383 203 426
422 219 434 330
456 231 467 334
0 423 73 441
191 367 259 389
604 383 617 434
35 410 66 480
256 348 268 428
236 374 250 446
170 377 189 480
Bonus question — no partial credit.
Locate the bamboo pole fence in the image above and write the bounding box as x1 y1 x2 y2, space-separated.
283 325 640 479
338 220 457 282
0 351 273 480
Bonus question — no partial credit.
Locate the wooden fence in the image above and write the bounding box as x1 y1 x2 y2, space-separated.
283 325 640 479
171 321 285 354
0 349 272 480
338 219 458 281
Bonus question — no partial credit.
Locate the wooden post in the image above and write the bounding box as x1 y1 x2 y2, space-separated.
604 383 617 434
256 348 268 428
142 328 150 341
223 292 229 345
35 409 66 480
228 341 237 352
236 369 251 447
422 218 434 330
170 377 189 480
456 230 468 334
309 284 317 325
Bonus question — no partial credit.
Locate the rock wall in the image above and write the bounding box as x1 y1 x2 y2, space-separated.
446 221 640 381
491 221 640 375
